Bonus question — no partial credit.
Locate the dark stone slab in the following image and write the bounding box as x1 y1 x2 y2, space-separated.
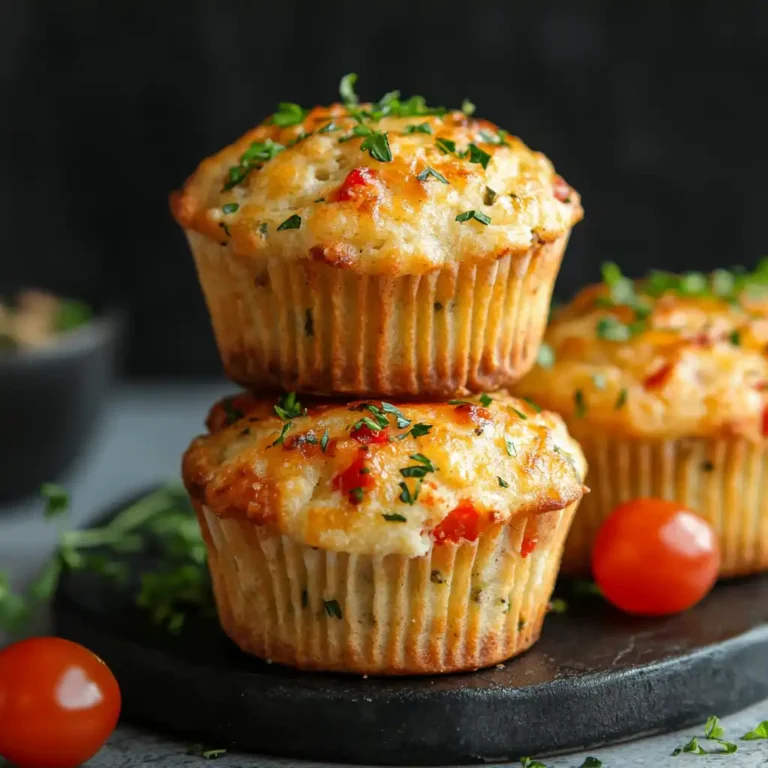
53 492 768 766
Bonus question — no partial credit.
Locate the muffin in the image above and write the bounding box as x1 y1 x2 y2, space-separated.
182 390 587 674
171 77 583 397
514 261 768 577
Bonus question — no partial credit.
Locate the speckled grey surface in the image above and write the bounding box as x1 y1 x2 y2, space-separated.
2 382 768 767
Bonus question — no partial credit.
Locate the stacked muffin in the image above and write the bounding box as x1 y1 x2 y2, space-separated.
172 78 585 674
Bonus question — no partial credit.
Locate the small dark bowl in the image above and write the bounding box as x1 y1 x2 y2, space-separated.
0 309 123 503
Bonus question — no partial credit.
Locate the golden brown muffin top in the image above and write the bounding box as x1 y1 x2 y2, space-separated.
182 390 587 557
515 262 768 441
171 75 582 276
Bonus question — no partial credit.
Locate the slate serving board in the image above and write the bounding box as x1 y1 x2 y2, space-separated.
52 492 768 766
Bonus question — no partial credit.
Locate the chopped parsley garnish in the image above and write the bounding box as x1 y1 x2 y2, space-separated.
498 477 509 488
360 130 392 162
536 343 555 368
383 513 407 522
187 745 227 759
483 186 497 206
271 422 293 446
269 102 308 127
405 122 433 134
615 388 628 410
353 416 386 433
320 429 330 452
466 143 491 169
479 393 493 407
381 402 411 428
743 720 768 739
449 399 471 405
223 138 284 191
478 129 509 146
417 166 449 184
41 483 70 519
435 137 457 155
274 392 302 420
579 759 602 768
729 329 741 346
277 214 301 231
305 309 314 337
596 316 632 342
461 99 476 115
339 73 359 106
223 398 244 425
672 737 706 756
574 389 587 418
672 716 738 756
522 397 542 413
318 121 338 134
704 715 725 740
398 480 421 505
221 202 239 214
505 436 517 456
400 454 437 478
324 599 343 619
349 487 365 504
520 758 548 768
407 423 432 439
511 407 527 420
455 209 491 225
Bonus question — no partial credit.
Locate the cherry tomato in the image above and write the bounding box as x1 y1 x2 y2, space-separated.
332 451 374 504
592 498 720 616
0 637 121 768
336 167 377 201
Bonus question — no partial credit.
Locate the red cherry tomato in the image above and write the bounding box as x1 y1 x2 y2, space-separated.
0 637 121 768
592 499 720 616
332 451 374 504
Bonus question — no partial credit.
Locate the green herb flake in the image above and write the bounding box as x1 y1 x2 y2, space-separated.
349 487 364 504
339 73 358 106
455 209 491 225
483 186 497 206
511 407 528 420
522 397 542 413
435 137 457 155
383 513 407 522
381 402 411 428
186 744 227 759
461 99 476 116
449 399 472 405
416 166 449 184
615 388 628 410
478 129 509 146
324 599 343 619
320 429 330 453
520 758 548 768
360 130 393 162
277 214 301 231
269 101 308 128
742 720 768 739
398 479 422 505
221 202 239 214
258 223 268 238
536 342 555 368
271 421 293 447
274 392 302 420
704 715 725 740
41 483 70 519
549 598 567 614
467 143 491 170
596 316 631 342
400 454 437 478
408 423 432 439
318 121 338 134
505 436 517 456
729 330 741 346
574 389 587 418
405 122 433 135
498 477 509 488
579 759 602 768
479 393 493 407
672 736 706 756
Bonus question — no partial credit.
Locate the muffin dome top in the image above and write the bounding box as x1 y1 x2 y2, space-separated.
515 262 768 441
182 391 587 557
171 76 582 276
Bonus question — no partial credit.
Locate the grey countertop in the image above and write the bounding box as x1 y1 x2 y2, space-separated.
1 382 767 768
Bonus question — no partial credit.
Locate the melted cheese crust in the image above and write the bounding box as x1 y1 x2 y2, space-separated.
515 283 768 440
182 392 587 557
171 105 582 276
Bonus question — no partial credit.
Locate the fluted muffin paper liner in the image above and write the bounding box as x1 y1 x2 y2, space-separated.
562 434 768 578
186 230 569 397
194 501 579 675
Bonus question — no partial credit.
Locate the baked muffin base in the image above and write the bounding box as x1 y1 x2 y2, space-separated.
195 501 579 675
563 435 768 578
187 230 570 397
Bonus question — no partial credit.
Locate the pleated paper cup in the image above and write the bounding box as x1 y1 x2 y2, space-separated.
185 230 569 397
562 434 768 578
194 500 579 675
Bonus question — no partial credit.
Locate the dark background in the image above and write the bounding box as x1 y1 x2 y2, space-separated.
1 1 766 376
